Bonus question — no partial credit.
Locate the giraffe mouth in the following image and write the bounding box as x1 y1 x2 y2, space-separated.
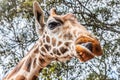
76 42 94 54
80 42 93 52
75 42 95 62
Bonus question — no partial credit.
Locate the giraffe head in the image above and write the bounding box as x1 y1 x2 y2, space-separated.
33 2 103 62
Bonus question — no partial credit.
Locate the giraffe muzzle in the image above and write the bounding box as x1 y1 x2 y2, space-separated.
75 35 103 62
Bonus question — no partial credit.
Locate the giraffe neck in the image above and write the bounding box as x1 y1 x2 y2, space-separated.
4 31 74 80
4 40 54 80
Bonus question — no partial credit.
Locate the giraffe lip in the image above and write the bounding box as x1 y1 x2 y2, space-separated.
76 42 95 62
77 42 93 52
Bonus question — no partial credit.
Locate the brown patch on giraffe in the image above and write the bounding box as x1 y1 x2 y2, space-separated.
38 56 51 67
57 41 62 46
46 35 50 43
6 61 24 79
23 57 31 72
33 58 37 68
64 42 70 47
53 48 61 55
41 47 47 53
40 52 45 57
64 33 73 39
43 38 46 43
31 75 38 80
34 48 39 53
39 57 45 64
63 55 72 59
43 35 45 38
60 47 68 53
42 35 46 43
63 26 69 30
15 75 26 80
52 38 56 46
44 44 51 51
38 68 42 73
50 52 53 55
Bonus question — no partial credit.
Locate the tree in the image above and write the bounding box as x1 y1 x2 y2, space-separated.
0 0 120 80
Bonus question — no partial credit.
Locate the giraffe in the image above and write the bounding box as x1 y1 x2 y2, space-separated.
3 1 103 80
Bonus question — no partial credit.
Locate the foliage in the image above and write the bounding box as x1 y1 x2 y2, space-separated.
0 0 120 80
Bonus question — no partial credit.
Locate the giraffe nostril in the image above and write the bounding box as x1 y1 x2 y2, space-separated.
81 42 93 52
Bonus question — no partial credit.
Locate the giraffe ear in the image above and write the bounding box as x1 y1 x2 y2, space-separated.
33 1 45 35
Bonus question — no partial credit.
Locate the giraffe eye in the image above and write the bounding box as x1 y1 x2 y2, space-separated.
48 21 61 30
